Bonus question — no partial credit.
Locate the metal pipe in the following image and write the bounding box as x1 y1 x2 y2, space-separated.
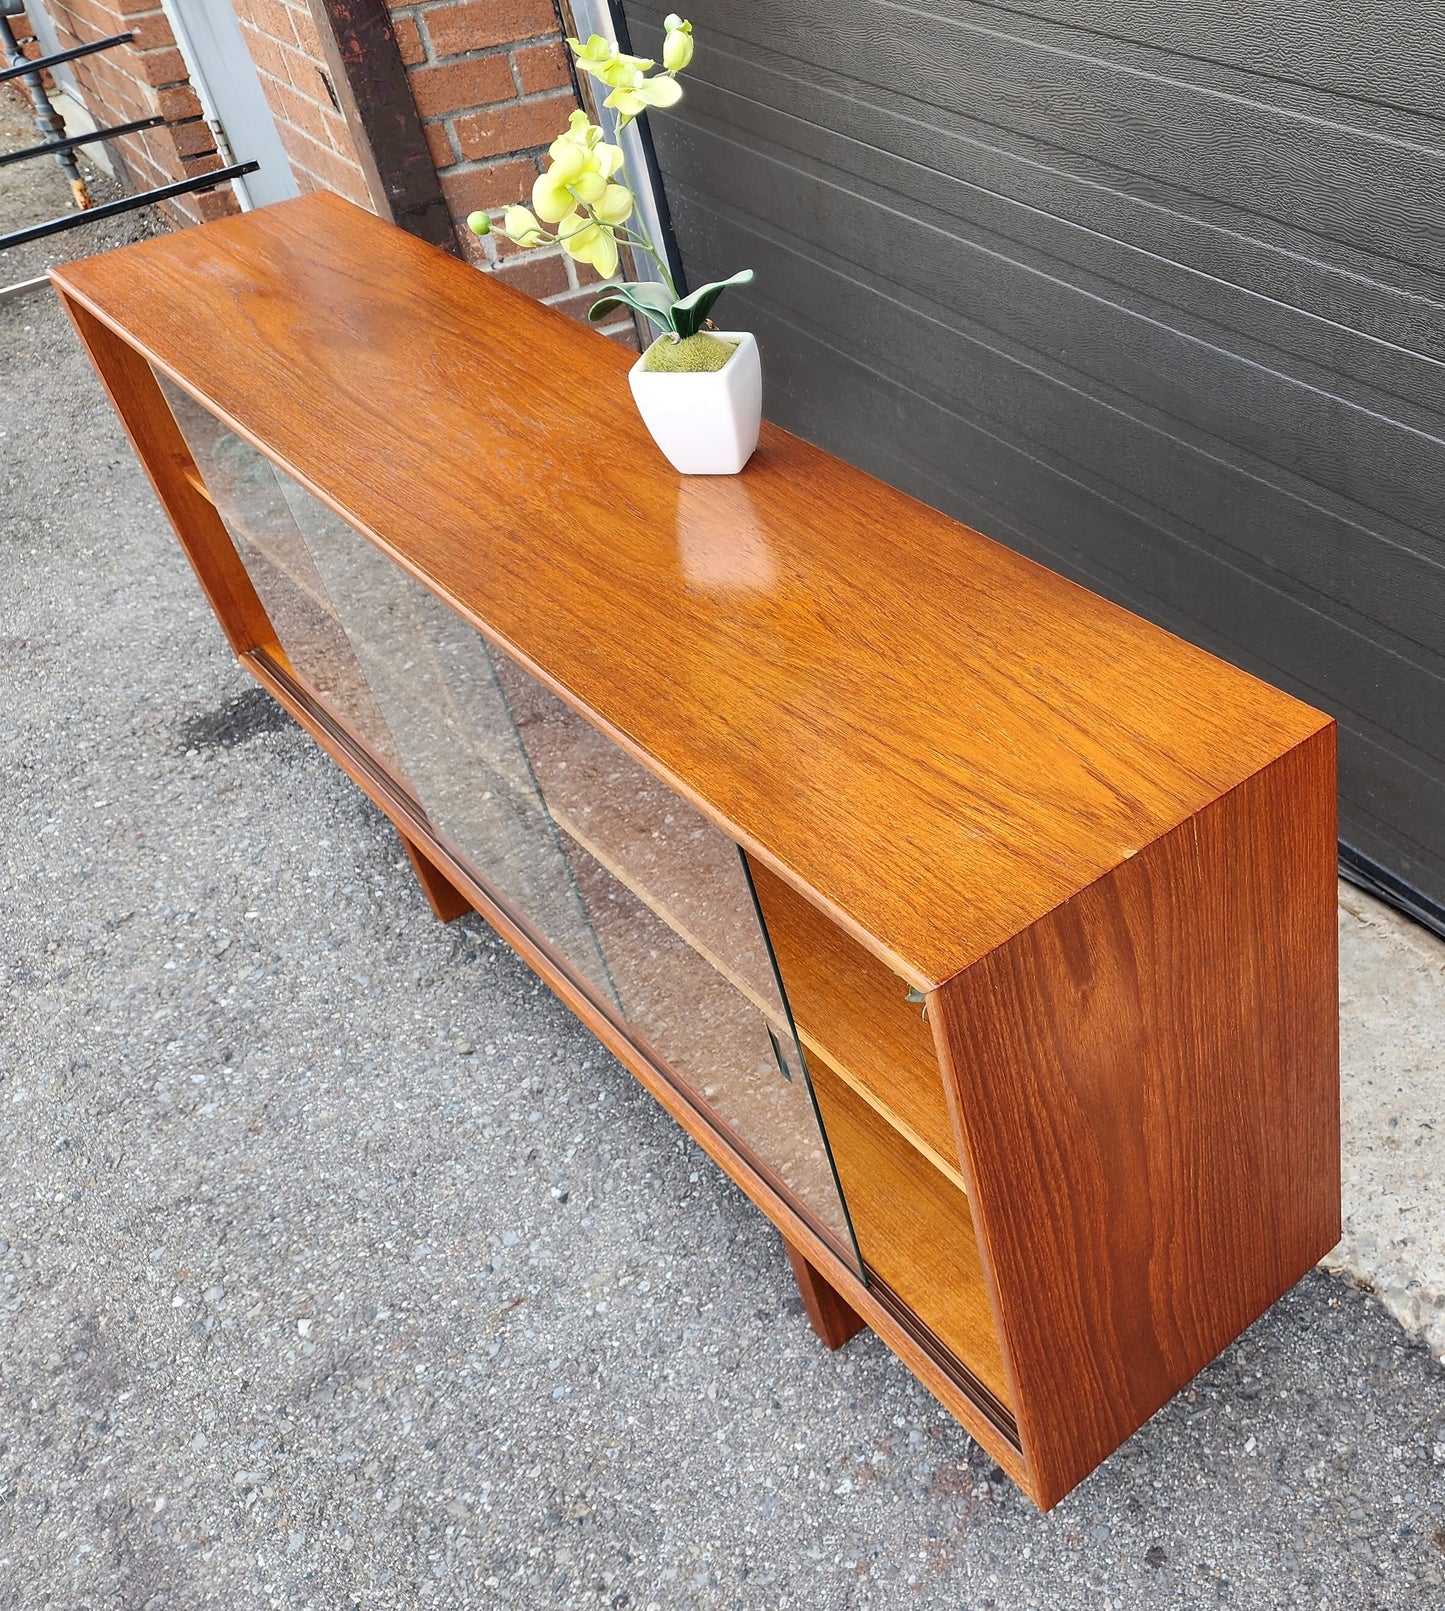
0 13 93 205
0 275 51 303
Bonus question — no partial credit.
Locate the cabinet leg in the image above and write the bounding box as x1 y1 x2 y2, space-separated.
399 832 473 923
784 1238 866 1350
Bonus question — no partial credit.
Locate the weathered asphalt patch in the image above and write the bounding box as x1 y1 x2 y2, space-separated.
174 687 296 755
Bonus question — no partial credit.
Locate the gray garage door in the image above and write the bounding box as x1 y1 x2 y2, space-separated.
619 0 1445 933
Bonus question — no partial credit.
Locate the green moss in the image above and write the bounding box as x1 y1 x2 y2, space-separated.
641 332 740 374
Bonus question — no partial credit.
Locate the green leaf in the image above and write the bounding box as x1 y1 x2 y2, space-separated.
587 280 677 336
670 268 754 338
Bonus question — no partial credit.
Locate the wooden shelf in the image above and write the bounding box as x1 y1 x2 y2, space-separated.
54 194 1340 1509
747 855 963 1188
809 1058 1010 1408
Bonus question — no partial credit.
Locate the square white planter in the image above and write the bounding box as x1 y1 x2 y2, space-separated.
628 331 761 476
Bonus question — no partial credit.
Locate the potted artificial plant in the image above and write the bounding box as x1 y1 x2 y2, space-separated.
467 18 759 476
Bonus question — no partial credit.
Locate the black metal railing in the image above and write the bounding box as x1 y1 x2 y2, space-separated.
0 14 257 277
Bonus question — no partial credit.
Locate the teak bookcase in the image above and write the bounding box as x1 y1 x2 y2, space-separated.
53 192 1340 1509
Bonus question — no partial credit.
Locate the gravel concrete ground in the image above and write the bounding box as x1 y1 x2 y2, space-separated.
1333 893 1445 1366
0 87 159 288
5 87 1445 1611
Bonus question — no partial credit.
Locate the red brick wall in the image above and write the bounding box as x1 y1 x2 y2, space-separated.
24 0 639 335
24 0 239 224
384 0 632 332
230 0 372 205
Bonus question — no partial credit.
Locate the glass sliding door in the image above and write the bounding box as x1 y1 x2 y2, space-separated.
154 378 859 1267
154 375 409 780
488 648 859 1260
275 476 619 1009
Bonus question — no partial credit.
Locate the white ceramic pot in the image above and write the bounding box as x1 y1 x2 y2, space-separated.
628 331 761 476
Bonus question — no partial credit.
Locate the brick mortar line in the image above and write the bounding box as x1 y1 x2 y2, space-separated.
419 84 573 124
411 36 562 70
433 152 544 177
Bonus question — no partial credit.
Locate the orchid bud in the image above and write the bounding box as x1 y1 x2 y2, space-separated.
466 210 491 236
663 24 693 71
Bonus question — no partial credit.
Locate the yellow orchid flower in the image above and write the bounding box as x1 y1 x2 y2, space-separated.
592 183 634 227
558 108 593 143
568 33 613 72
550 110 600 161
567 34 654 90
558 211 620 279
532 166 576 225
533 113 627 221
486 24 703 306
604 70 683 121
570 169 607 206
502 206 546 247
545 138 587 185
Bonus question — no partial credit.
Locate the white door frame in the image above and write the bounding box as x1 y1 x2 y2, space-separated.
156 0 298 209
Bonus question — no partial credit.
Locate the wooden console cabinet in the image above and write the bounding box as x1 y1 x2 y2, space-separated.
53 193 1339 1508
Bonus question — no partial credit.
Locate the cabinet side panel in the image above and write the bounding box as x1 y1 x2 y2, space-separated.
54 291 275 659
935 723 1338 1508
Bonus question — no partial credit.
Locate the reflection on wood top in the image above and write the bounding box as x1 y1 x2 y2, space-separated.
53 192 1331 985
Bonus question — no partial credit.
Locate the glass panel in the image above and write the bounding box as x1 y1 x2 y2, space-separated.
490 653 784 1008
489 651 859 1261
154 387 857 1265
272 476 618 1007
154 373 409 779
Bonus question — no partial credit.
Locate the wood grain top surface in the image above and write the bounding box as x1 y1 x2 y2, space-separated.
53 192 1331 985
